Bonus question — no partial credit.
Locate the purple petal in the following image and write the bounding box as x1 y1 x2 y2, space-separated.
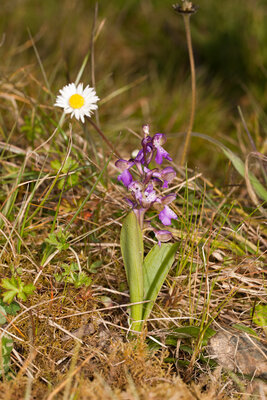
135 145 153 165
118 170 133 187
162 180 169 188
128 181 143 193
161 167 176 183
124 198 135 208
115 159 134 171
142 136 153 146
143 168 160 185
155 230 173 246
140 136 153 165
155 146 172 165
128 181 143 202
160 194 176 205
142 184 157 206
135 149 144 162
158 205 178 226
152 133 167 147
145 183 154 194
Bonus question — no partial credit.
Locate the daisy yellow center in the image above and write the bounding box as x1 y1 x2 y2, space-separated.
69 94 85 109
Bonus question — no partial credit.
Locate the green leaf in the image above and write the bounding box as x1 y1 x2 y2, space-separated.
1 277 35 304
71 273 91 288
232 323 259 338
222 147 267 201
88 260 102 274
167 326 216 347
1 276 18 291
45 230 70 252
190 132 267 202
0 299 20 316
50 159 61 171
251 304 267 328
0 306 7 325
120 211 144 331
0 335 13 376
21 283 35 295
1 277 19 304
142 243 178 321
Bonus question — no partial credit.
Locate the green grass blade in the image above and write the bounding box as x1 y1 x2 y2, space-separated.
191 132 267 201
143 243 178 321
222 147 267 201
120 211 144 332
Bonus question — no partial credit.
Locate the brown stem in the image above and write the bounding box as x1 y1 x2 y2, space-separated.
180 14 196 166
86 117 121 158
90 3 100 127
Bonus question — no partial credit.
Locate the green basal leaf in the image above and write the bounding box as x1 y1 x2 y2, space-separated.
21 283 35 295
88 260 102 274
120 211 144 331
0 306 7 325
167 326 216 347
1 277 35 304
0 299 20 316
232 323 259 337
50 159 61 171
2 291 16 305
251 304 267 328
143 243 178 321
0 335 13 376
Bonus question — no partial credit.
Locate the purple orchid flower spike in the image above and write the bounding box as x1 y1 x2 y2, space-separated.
152 134 172 165
115 159 134 187
159 205 178 226
116 125 177 246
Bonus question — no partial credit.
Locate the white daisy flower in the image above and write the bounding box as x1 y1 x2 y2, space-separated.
54 83 99 123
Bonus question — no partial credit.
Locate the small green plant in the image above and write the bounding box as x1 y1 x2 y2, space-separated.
51 156 79 189
0 276 35 304
0 298 20 377
0 298 20 324
251 304 267 332
21 115 43 144
55 263 91 288
0 335 13 377
45 229 70 252
87 260 102 274
116 125 178 332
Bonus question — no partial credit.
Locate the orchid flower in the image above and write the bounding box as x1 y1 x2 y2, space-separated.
115 125 177 244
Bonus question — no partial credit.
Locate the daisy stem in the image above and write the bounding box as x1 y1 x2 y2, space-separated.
86 117 121 158
180 14 196 166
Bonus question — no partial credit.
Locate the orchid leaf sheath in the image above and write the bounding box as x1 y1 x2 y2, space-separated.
120 211 144 331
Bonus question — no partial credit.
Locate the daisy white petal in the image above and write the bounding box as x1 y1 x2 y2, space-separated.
54 82 99 123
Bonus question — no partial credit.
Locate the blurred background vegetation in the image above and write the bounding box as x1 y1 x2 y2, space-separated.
0 0 266 182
